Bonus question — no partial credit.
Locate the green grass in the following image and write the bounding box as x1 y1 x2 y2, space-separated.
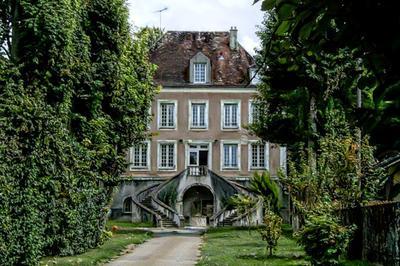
197 226 371 266
40 221 152 266
197 226 308 266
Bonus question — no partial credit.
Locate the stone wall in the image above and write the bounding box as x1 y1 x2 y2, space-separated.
339 202 400 266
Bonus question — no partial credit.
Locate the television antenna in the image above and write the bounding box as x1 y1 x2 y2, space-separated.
154 7 168 29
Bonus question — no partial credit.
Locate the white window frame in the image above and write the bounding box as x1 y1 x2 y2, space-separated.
184 140 213 170
129 141 151 171
157 140 177 171
188 100 209 130
248 140 269 171
221 100 241 130
193 62 207 84
220 140 241 171
157 100 178 130
248 100 260 125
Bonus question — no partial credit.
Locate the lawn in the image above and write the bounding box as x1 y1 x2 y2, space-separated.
40 220 153 266
197 226 371 266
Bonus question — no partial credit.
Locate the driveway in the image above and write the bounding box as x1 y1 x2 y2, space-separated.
107 230 203 266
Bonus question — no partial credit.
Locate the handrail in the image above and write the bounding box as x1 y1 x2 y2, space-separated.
136 184 160 203
131 197 162 227
231 197 264 226
150 169 187 227
188 165 208 176
210 207 237 227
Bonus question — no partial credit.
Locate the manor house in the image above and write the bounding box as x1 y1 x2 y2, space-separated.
110 27 287 227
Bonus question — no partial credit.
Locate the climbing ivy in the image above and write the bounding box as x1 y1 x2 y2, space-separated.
0 0 156 264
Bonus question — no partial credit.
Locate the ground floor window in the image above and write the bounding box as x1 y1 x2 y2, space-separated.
130 142 149 170
249 142 268 170
222 142 239 169
158 141 176 170
123 197 132 213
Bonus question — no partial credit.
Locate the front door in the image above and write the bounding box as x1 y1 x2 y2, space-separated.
188 144 209 167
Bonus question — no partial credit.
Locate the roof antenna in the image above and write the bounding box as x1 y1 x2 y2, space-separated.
154 7 168 30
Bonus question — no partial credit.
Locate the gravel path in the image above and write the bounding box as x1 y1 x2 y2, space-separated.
107 232 202 266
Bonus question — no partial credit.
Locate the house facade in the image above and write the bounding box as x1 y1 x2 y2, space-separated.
110 28 286 227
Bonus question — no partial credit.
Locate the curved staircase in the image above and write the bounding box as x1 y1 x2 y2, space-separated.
130 167 262 228
140 195 178 228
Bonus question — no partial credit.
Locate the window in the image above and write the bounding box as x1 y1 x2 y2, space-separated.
222 100 240 129
221 142 240 170
249 101 260 124
123 197 132 213
194 63 206 83
158 141 176 170
130 142 149 170
249 142 268 170
158 100 177 129
189 101 208 129
190 52 210 84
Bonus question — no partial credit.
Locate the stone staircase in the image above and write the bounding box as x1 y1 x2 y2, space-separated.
141 195 178 228
218 211 238 226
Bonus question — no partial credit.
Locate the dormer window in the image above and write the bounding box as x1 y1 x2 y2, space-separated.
190 52 211 84
194 63 207 83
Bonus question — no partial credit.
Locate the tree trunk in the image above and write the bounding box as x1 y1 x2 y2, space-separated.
308 93 317 174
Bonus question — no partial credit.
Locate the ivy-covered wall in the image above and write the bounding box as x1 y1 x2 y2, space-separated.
0 0 156 264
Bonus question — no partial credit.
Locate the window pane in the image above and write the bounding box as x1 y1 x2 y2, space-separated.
224 103 238 128
194 63 206 83
251 143 265 169
223 144 238 168
189 151 198 165
160 103 175 127
192 103 206 128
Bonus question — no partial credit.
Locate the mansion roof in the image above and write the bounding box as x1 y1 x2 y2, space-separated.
150 30 255 87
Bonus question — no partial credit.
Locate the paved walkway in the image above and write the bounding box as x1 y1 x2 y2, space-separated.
107 230 203 266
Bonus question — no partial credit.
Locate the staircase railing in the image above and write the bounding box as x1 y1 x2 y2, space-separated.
151 170 187 227
210 207 236 227
131 197 162 227
188 165 208 176
231 197 264 226
136 184 159 203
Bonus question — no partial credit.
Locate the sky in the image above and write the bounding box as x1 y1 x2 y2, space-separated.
126 0 265 55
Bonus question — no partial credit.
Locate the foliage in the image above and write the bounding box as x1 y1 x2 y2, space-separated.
40 230 152 266
253 0 400 155
158 178 179 210
0 0 156 264
259 210 283 256
198 227 307 266
280 107 385 210
296 213 356 266
249 171 281 213
229 194 257 227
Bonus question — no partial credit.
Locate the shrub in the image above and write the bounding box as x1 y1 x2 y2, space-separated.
259 210 283 256
296 213 356 265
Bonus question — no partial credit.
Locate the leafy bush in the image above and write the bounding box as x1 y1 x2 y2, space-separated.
259 210 283 256
296 213 356 265
0 1 156 264
249 171 282 213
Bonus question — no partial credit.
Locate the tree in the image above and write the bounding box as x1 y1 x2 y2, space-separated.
0 0 156 264
253 0 400 157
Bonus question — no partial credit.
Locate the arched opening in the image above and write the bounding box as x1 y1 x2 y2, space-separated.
123 197 132 213
182 185 214 226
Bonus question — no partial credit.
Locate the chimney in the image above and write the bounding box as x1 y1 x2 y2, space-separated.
229 26 238 51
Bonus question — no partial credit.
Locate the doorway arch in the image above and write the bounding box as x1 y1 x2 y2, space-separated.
182 184 214 225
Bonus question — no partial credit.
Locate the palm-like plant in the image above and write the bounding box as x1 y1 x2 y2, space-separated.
249 172 281 213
